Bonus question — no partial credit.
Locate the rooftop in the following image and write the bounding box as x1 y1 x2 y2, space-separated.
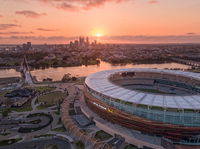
85 68 200 110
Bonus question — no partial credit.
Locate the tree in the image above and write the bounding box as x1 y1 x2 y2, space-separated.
2 108 11 117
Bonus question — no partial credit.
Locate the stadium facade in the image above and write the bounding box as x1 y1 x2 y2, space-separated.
84 68 200 149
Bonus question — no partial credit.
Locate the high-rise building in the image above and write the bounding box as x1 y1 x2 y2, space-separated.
86 37 89 46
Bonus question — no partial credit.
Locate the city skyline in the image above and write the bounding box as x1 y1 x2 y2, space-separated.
0 0 200 44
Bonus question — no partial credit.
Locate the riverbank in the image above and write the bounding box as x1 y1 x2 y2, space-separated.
0 61 191 81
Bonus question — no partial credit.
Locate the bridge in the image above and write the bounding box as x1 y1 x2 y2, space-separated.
20 55 34 85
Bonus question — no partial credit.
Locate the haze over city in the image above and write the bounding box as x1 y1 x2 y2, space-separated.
0 0 200 44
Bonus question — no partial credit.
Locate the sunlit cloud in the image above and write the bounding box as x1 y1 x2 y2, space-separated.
186 32 196 35
0 31 33 35
0 24 21 30
148 0 158 4
15 10 47 18
29 0 129 11
13 19 19 23
37 28 58 32
0 32 34 35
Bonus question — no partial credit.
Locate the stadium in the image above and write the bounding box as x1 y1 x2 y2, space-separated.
84 68 200 149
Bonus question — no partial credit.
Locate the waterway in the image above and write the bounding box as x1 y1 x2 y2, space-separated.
0 61 191 81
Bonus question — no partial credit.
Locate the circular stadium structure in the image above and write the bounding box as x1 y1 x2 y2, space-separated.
84 68 200 149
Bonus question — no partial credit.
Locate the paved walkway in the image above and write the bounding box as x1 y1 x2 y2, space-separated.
61 85 108 149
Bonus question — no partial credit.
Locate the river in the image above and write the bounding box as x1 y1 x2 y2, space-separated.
0 61 191 81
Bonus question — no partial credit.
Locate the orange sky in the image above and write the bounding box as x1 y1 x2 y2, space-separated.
0 0 200 44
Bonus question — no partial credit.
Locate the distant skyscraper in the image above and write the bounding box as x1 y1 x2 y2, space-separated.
74 40 79 47
22 42 32 50
86 37 89 46
27 42 32 50
79 37 84 46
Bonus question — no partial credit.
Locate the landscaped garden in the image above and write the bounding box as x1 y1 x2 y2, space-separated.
37 91 66 109
94 130 112 141
11 98 32 112
0 138 22 146
18 113 53 133
28 86 55 93
0 77 20 86
52 126 66 132
124 144 138 149
75 141 85 149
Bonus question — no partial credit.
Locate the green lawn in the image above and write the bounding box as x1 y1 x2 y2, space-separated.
28 86 55 93
0 138 22 146
0 91 9 97
52 126 66 132
37 91 66 106
1 108 11 117
11 99 32 112
44 144 59 149
187 69 200 73
124 144 138 149
0 133 10 136
37 104 50 110
76 141 85 149
94 130 112 141
68 109 76 115
0 77 20 86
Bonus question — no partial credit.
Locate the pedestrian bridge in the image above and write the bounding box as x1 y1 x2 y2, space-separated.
20 56 33 85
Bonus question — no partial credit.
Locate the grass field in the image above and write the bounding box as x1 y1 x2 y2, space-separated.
124 144 138 149
0 133 10 136
52 126 66 132
0 90 9 97
187 69 200 73
37 91 66 107
76 141 85 149
94 130 112 141
0 77 20 86
12 98 32 112
28 86 55 93
0 138 22 146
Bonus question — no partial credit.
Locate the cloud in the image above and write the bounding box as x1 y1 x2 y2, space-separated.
35 0 128 11
148 0 158 4
13 19 19 23
0 35 77 44
0 31 34 35
0 15 3 18
186 32 196 35
37 28 58 31
0 24 21 30
57 2 78 11
15 10 47 18
9 0 157 11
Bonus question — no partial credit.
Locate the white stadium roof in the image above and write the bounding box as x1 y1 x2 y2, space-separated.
85 68 200 110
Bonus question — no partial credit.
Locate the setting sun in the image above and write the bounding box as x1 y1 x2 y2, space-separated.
91 28 105 38
95 33 103 37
